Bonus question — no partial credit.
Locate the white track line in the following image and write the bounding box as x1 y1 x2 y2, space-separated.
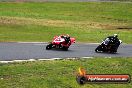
0 61 14 63
82 57 94 59
105 57 112 58
17 42 47 44
38 58 63 61
13 59 36 62
0 56 114 63
38 59 55 61
0 57 95 63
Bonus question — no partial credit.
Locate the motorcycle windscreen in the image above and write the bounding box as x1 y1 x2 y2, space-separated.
103 38 110 45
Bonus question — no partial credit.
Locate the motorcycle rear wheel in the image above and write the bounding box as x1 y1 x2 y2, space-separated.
46 44 52 50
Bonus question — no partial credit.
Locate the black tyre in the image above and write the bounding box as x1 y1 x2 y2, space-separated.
62 47 68 51
46 44 52 50
109 46 117 53
76 76 86 85
95 45 102 52
110 49 117 53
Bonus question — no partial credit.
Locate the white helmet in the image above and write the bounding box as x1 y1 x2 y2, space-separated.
114 34 118 37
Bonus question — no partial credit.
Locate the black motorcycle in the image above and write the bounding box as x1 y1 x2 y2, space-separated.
95 38 122 53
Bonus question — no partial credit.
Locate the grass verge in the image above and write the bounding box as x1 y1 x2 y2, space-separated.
0 57 132 88
0 2 132 43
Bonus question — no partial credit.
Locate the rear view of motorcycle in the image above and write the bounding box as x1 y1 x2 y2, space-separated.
95 34 122 53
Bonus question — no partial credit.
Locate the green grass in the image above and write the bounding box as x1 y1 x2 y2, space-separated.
111 0 132 1
0 2 132 43
0 0 132 2
0 57 132 88
0 2 132 88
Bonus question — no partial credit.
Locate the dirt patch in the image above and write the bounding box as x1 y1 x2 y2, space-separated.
0 16 70 27
0 16 127 30
116 26 132 30
101 16 130 23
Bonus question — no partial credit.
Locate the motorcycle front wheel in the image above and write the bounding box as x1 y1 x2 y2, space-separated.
95 45 103 52
62 46 68 51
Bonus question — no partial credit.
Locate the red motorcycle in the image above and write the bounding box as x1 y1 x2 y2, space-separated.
46 35 75 51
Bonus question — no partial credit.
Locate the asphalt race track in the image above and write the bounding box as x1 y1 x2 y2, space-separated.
0 42 132 61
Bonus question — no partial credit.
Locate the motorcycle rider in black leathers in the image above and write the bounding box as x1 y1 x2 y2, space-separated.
60 34 70 44
106 34 120 52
